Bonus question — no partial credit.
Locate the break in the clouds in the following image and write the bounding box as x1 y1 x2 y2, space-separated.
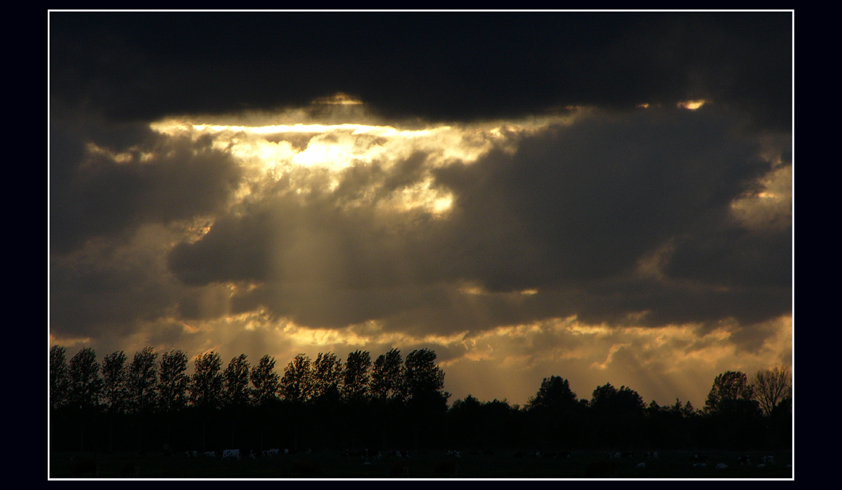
49 11 792 408
159 105 789 332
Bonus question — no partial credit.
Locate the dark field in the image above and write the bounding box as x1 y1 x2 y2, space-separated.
50 449 793 479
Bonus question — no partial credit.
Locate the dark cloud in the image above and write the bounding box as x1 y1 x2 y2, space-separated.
50 238 180 339
665 227 792 290
50 117 243 254
433 107 770 286
50 12 791 129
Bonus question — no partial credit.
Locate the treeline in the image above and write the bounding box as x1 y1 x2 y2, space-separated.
50 346 449 453
49 346 791 454
504 371 791 452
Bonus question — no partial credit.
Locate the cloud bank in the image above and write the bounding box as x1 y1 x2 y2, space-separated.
49 12 792 407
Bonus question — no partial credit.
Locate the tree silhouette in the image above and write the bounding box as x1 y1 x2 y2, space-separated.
49 341 793 459
312 352 342 401
752 365 792 417
589 383 645 448
403 349 449 449
644 397 699 449
703 371 763 449
679 399 696 417
101 351 129 414
157 350 189 414
224 354 251 407
590 383 645 415
250 354 280 406
189 351 224 452
250 354 280 451
50 345 71 411
281 353 313 404
157 349 189 449
371 348 404 401
222 354 250 448
67 347 102 451
101 351 129 452
404 348 449 405
341 350 371 403
68 347 102 411
704 370 754 413
189 351 224 410
128 347 158 414
280 353 315 451
524 376 583 449
526 376 578 413
448 394 483 448
769 390 792 448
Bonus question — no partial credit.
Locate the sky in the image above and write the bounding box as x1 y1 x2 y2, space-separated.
49 11 793 409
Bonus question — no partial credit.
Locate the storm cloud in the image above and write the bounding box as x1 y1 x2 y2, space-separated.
49 11 792 407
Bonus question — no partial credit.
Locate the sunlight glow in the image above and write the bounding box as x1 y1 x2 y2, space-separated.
149 114 545 218
730 164 792 232
311 92 363 105
591 343 630 370
146 103 591 230
677 99 706 110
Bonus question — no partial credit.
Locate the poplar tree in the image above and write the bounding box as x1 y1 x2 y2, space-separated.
404 348 448 404
250 354 280 406
312 352 342 401
101 351 129 413
50 345 71 410
341 350 372 402
128 347 158 413
371 348 404 401
224 354 251 407
189 351 224 409
281 353 313 403
158 350 189 413
68 347 102 410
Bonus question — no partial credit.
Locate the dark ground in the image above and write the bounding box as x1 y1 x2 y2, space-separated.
49 448 793 479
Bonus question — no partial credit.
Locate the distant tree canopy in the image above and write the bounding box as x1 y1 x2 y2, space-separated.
587 382 647 447
49 346 453 412
701 371 765 449
526 376 578 414
704 370 757 415
590 383 645 417
49 344 791 452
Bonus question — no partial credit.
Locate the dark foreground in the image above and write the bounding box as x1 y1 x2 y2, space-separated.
50 449 793 479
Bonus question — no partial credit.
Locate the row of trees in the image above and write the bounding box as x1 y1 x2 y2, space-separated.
503 368 792 450
50 346 450 453
50 345 791 452
50 346 449 414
